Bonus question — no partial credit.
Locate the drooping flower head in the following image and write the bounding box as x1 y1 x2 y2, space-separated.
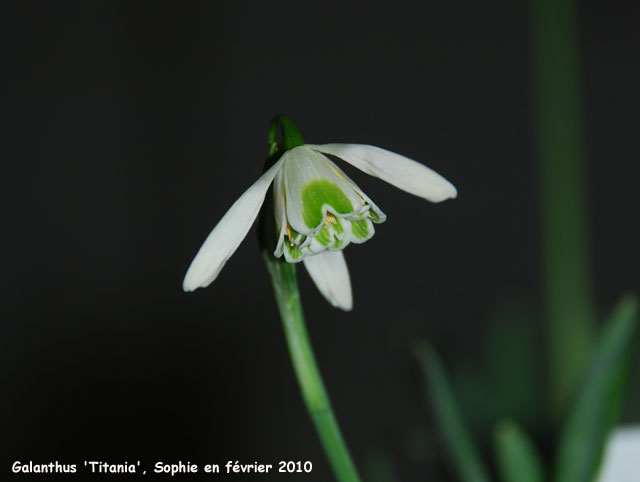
183 116 457 310
272 145 386 263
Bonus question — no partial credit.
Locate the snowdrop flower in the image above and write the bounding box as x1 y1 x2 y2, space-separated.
597 426 640 482
183 143 457 310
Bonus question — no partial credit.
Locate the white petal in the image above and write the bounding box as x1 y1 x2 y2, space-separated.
598 426 640 482
348 217 375 244
273 168 288 258
324 162 387 223
282 146 365 235
182 158 285 292
303 250 353 311
308 143 457 202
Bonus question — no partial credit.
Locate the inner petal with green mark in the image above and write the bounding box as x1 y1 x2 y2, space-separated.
282 146 365 234
273 145 387 263
351 219 371 240
300 179 354 229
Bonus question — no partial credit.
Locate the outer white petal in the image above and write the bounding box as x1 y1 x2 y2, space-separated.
597 426 640 482
282 146 365 234
182 158 285 292
332 167 386 223
307 143 457 202
303 250 353 311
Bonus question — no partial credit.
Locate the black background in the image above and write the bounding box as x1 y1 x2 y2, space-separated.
3 1 639 481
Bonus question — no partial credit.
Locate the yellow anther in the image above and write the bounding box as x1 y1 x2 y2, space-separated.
324 213 336 227
286 223 293 243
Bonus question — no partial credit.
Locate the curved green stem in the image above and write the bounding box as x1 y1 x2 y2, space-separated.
263 251 361 482
261 114 360 481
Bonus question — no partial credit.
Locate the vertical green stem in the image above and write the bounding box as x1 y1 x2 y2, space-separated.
531 0 595 417
263 252 361 482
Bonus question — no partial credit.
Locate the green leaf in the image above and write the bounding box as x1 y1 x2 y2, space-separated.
554 295 639 482
494 420 544 482
363 446 399 482
532 0 596 419
413 340 491 482
486 299 539 426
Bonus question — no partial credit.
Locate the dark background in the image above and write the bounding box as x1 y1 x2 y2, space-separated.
3 1 639 481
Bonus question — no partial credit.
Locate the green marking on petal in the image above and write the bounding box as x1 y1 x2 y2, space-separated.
333 217 344 235
286 242 303 260
333 236 344 250
315 226 332 246
301 180 353 228
352 219 370 240
368 209 381 223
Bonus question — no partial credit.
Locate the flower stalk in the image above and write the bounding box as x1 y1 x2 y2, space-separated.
184 112 455 480
261 115 361 482
263 251 361 482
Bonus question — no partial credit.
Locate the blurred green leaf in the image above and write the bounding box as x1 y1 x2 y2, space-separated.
554 296 639 482
362 446 399 482
494 420 544 482
486 299 539 424
532 0 596 419
413 340 490 482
